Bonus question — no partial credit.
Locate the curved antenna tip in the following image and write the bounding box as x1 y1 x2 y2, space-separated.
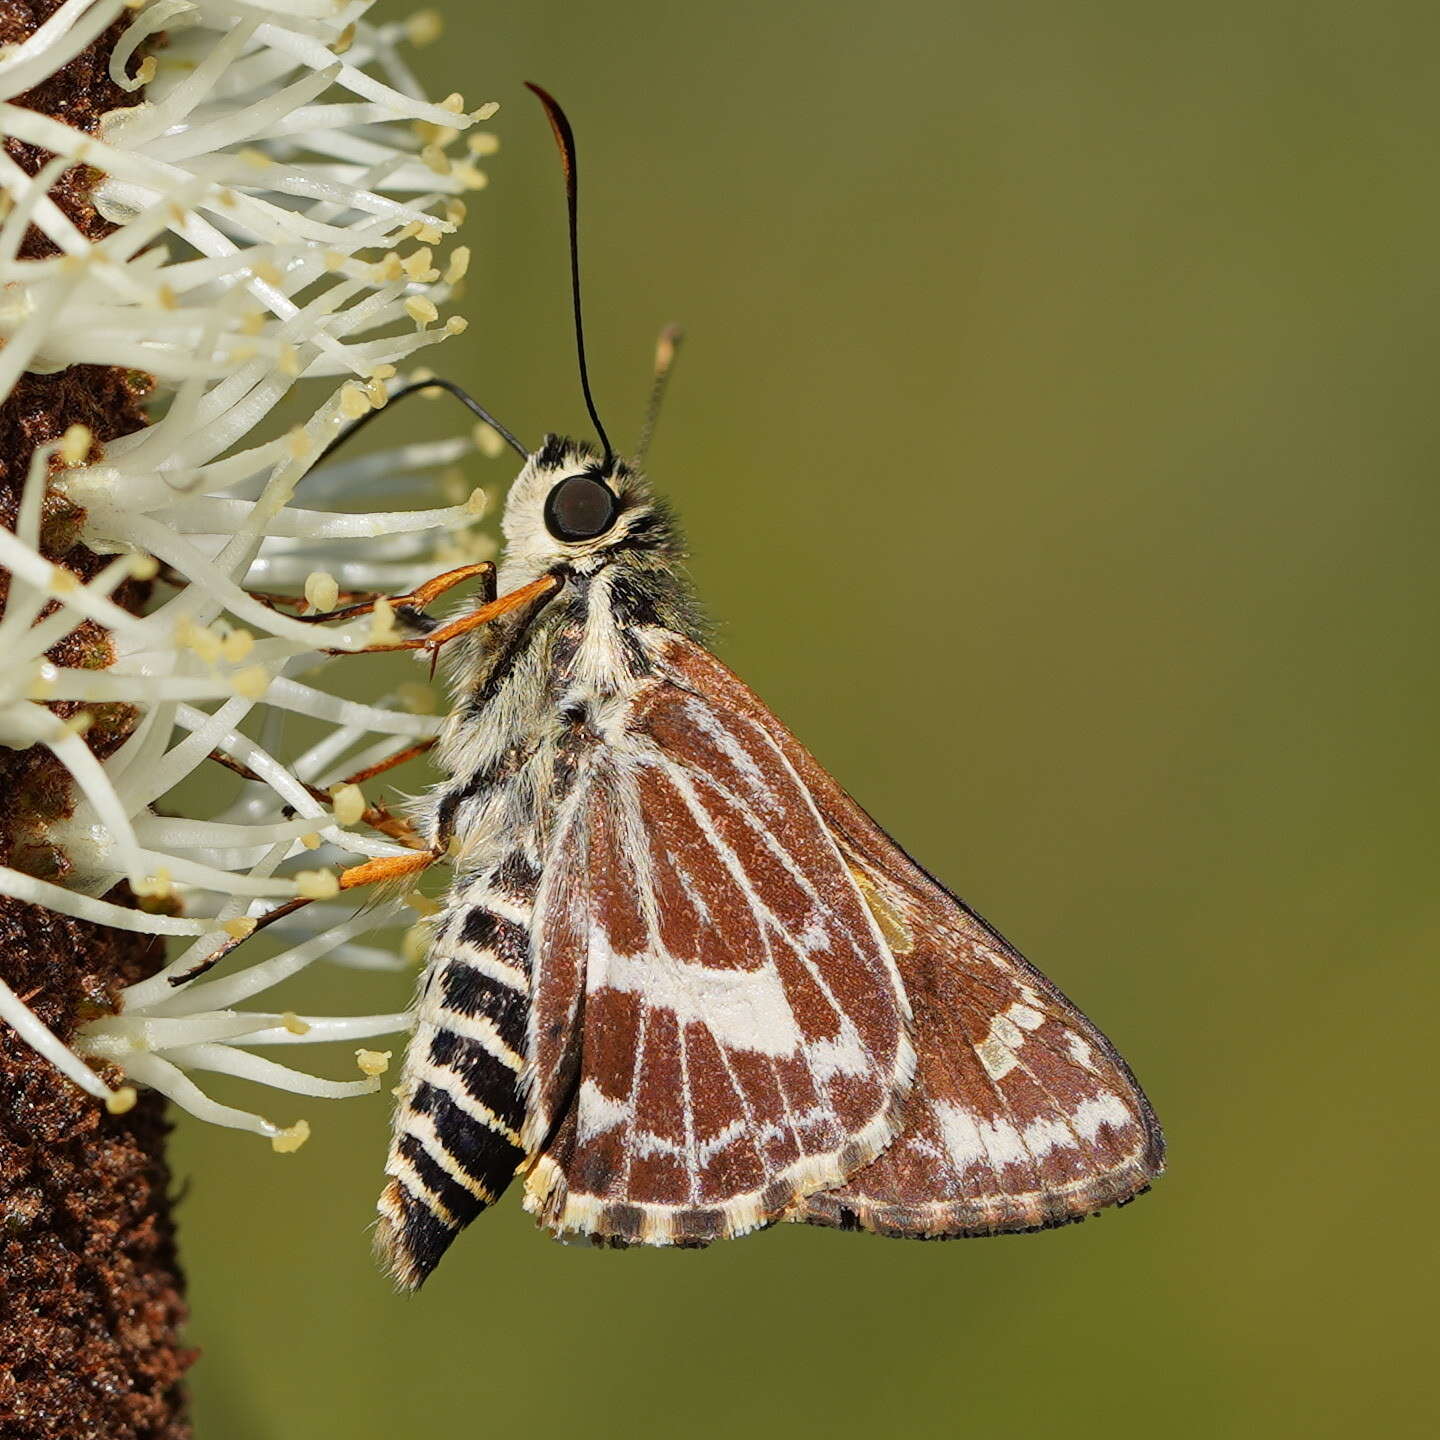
525 82 613 468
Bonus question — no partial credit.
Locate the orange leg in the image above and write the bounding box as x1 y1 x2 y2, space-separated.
157 561 437 617
177 558 494 623
340 738 438 788
338 849 437 889
299 561 495 624
168 846 442 988
335 739 440 848
336 572 560 656
205 738 438 848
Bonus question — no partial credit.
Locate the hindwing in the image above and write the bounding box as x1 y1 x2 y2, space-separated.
656 637 1165 1236
520 653 916 1244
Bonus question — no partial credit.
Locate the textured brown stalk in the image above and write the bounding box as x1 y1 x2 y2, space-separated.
0 3 193 1436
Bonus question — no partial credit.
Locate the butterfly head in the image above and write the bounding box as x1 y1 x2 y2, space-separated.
493 89 688 606
496 434 678 589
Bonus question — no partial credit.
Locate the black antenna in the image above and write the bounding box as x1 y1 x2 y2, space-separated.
526 82 613 469
314 378 528 467
636 324 684 466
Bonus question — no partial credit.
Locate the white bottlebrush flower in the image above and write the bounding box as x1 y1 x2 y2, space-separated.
0 0 497 1148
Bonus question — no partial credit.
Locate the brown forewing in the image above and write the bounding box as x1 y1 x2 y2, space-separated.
656 635 1165 1238
522 667 915 1245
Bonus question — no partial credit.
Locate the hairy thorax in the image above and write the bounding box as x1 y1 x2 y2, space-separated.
418 567 669 887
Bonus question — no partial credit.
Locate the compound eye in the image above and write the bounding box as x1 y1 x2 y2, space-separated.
544 473 619 541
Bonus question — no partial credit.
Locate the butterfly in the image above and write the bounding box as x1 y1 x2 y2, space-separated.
371 85 1165 1288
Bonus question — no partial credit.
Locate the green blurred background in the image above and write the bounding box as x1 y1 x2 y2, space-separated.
182 2 1437 1436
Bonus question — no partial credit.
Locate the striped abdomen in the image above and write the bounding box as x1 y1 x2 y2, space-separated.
376 872 536 1288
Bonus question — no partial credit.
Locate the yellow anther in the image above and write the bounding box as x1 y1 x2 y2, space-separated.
330 783 366 826
223 916 257 941
405 295 439 327
177 618 224 664
444 245 470 284
339 382 371 419
221 628 254 663
369 597 399 644
406 9 443 45
105 1086 138 1115
230 665 269 700
294 869 339 900
281 1012 311 1036
271 1120 310 1154
304 571 340 612
373 251 405 283
356 1049 393 1077
59 423 92 465
402 246 435 280
472 422 505 460
135 869 173 900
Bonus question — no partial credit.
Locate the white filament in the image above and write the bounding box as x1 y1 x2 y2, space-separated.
1 0 501 1144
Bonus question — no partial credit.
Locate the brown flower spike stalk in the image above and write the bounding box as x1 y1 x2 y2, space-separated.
2 6 190 1432
0 1 496 1431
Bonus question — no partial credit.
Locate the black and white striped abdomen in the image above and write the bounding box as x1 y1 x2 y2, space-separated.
376 867 537 1288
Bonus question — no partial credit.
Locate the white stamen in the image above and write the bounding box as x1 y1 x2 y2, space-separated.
1 0 485 1143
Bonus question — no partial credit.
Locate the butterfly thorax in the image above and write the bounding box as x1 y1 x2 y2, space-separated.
421 436 701 879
